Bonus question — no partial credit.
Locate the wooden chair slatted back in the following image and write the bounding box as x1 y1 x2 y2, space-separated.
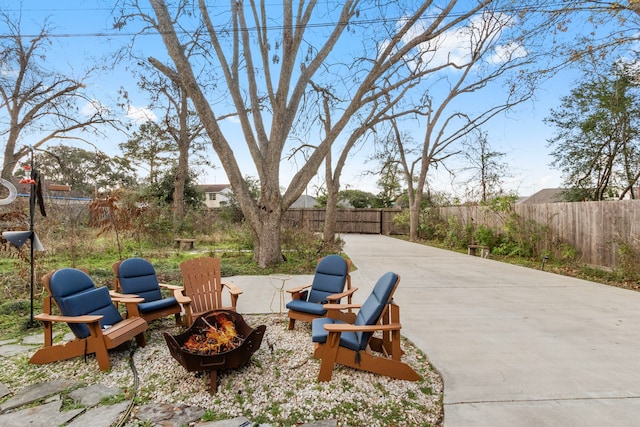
180 257 224 313
41 271 56 315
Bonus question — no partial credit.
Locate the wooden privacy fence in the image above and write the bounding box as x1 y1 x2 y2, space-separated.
282 208 404 235
438 200 640 269
282 201 640 270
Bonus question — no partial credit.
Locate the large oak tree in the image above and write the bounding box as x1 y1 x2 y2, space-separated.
123 0 507 266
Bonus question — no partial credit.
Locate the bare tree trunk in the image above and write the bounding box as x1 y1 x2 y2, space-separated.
243 180 284 265
251 209 283 266
2 133 19 180
172 93 190 233
392 115 422 242
173 130 188 233
323 152 339 243
409 195 422 240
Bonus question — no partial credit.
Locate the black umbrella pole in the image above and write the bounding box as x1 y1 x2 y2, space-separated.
28 233 35 328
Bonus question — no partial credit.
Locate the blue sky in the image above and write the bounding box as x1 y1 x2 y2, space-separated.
1 1 624 198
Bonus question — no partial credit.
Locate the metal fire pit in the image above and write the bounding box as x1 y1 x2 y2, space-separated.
164 310 266 393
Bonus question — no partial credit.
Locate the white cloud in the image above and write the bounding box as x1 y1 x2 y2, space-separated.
81 99 110 117
126 105 157 123
489 41 528 65
402 11 526 71
0 67 18 78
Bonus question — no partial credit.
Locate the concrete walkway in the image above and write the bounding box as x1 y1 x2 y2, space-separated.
339 234 640 426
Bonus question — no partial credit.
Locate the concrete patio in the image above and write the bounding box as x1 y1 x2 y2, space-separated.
337 234 640 426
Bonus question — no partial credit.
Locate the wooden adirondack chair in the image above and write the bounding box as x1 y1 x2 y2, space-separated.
311 272 420 382
29 268 148 371
177 257 243 326
112 258 182 325
285 255 357 330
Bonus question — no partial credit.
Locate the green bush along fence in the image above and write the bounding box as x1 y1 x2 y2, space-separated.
431 200 640 269
282 201 640 270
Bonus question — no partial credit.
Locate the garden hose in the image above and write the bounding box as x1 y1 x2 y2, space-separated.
112 342 139 427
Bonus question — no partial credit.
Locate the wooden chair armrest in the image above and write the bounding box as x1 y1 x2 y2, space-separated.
325 287 359 302
286 284 311 294
323 322 402 333
223 282 243 295
111 296 144 304
159 283 183 291
122 299 144 318
34 313 103 324
322 303 361 311
173 289 191 305
109 290 137 298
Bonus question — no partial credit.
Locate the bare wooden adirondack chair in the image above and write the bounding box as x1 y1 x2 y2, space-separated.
177 257 243 326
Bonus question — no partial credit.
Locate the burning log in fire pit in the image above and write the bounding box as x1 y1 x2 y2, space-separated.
164 310 266 393
182 312 244 355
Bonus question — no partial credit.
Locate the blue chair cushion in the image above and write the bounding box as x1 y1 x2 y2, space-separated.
137 296 178 315
49 268 95 298
311 317 361 351
352 272 398 349
310 272 398 352
306 255 349 304
286 299 327 316
49 269 123 339
118 258 163 303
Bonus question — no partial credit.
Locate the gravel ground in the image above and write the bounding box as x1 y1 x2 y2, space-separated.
1 315 443 426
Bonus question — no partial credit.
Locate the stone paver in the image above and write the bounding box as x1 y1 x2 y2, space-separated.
299 420 340 426
0 398 84 427
0 343 33 357
0 382 9 398
66 401 130 427
197 417 254 426
68 383 120 407
134 402 206 426
21 334 44 345
0 379 78 413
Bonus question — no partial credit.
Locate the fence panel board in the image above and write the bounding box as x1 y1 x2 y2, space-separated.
283 208 399 234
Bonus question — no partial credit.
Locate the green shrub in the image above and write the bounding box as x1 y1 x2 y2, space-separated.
420 207 447 240
281 227 322 257
558 243 578 263
392 209 410 231
443 216 473 249
617 241 640 281
473 225 499 247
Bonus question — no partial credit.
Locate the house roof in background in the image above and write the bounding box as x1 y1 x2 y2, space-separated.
290 194 317 208
197 184 231 193
517 188 566 204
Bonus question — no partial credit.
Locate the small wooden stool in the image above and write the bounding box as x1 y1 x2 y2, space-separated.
467 244 490 258
174 238 196 250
